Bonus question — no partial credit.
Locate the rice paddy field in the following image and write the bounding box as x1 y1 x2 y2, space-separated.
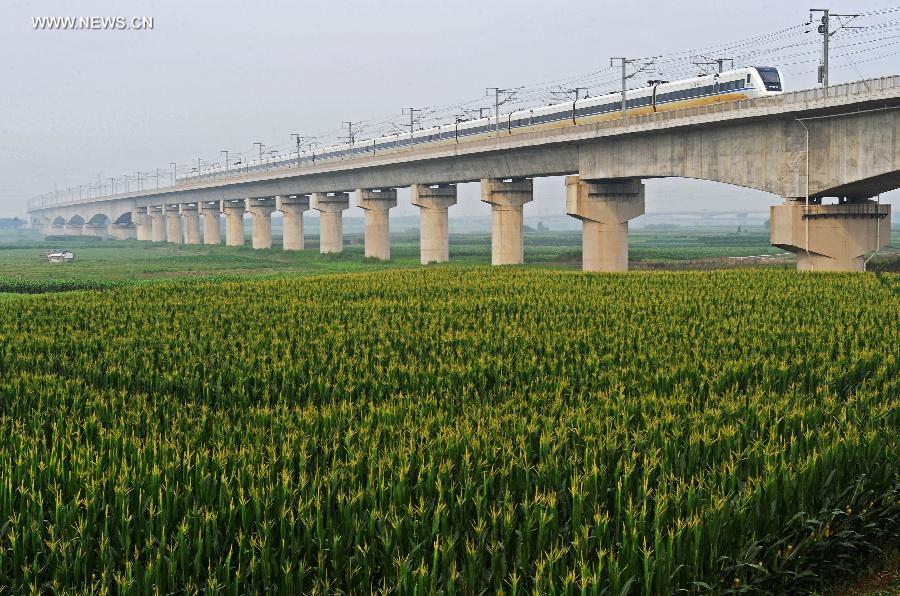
1 266 898 593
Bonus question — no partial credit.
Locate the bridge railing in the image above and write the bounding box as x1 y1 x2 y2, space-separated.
778 75 900 105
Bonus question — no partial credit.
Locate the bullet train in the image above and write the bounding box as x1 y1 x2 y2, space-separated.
179 66 783 181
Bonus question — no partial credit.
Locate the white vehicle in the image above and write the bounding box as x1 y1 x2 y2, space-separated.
177 66 783 182
46 250 74 263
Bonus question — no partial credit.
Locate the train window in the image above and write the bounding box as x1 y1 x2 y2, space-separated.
747 74 751 83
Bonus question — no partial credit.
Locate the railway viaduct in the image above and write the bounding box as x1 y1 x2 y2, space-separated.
28 76 899 272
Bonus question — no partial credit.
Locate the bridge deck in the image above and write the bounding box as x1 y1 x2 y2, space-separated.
28 75 900 213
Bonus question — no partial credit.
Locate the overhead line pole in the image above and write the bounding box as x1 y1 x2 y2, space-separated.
810 8 862 89
341 121 362 159
611 57 659 117
401 107 422 134
485 88 518 137
290 133 308 168
253 142 264 170
610 58 634 115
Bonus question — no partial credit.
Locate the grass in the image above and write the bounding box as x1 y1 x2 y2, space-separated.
0 226 797 286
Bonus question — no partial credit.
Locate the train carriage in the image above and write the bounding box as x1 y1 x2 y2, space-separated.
177 66 783 182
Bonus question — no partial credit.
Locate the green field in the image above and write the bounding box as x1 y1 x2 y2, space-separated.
5 226 898 287
1 265 898 593
0 227 794 285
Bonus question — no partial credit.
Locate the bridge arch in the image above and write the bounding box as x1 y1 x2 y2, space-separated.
52 216 66 226
67 215 85 226
87 213 110 226
112 211 133 225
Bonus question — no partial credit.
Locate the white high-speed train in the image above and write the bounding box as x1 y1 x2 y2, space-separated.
179 66 783 181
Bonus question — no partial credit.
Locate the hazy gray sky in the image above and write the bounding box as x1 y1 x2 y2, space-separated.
3 0 900 220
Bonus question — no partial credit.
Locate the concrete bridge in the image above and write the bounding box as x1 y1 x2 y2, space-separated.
28 76 899 272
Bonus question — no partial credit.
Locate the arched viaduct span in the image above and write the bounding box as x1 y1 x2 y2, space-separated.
30 77 898 271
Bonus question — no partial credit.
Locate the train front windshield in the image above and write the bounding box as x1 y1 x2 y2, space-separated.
755 67 782 91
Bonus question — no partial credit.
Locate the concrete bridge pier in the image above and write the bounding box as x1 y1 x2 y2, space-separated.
109 224 136 240
277 195 309 251
84 223 109 239
222 200 246 246
357 189 397 260
312 192 350 254
180 204 201 244
248 198 276 250
566 176 646 272
481 178 534 265
64 223 84 236
199 202 221 245
411 184 457 264
771 199 891 271
149 207 166 242
134 212 152 241
164 205 182 244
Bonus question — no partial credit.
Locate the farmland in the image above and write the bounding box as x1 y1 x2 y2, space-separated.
0 226 795 285
0 267 898 593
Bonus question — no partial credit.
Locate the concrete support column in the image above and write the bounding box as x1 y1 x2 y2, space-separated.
357 189 397 260
64 224 84 236
84 224 109 239
180 204 201 244
311 192 350 254
199 202 221 245
247 198 276 250
109 224 136 240
164 205 182 244
222 200 246 246
480 178 534 265
149 208 166 242
771 199 891 271
566 176 645 272
277 195 310 251
134 212 152 241
411 184 457 264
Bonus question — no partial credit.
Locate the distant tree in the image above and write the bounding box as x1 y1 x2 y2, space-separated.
536 221 549 232
0 218 25 229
